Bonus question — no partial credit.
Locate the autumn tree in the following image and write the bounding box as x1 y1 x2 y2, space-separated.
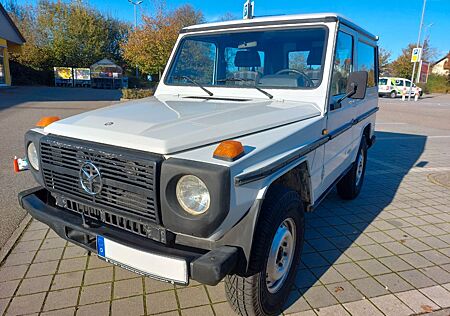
390 39 436 79
121 4 204 78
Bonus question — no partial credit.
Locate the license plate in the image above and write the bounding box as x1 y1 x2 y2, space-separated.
96 235 188 284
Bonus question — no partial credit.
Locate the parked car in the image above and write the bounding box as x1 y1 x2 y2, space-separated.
17 13 378 316
378 77 423 98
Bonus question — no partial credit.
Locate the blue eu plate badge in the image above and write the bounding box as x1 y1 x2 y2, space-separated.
97 235 105 257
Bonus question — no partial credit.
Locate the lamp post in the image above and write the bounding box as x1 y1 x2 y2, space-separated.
128 0 143 79
408 0 427 101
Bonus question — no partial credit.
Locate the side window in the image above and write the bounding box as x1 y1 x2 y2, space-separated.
405 80 411 87
331 31 353 96
395 79 404 86
357 41 376 87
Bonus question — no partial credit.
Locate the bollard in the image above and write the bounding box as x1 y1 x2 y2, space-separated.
414 92 419 102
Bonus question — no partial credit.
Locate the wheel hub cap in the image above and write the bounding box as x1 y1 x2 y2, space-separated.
266 218 296 293
356 150 365 186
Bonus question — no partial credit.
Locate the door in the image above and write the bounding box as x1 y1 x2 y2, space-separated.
322 29 356 190
0 47 5 85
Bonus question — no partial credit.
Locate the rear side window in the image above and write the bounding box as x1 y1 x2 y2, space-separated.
331 31 353 96
379 78 388 85
395 79 404 86
358 41 376 87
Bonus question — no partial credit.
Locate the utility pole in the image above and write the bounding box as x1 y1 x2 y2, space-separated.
408 0 427 101
128 0 143 79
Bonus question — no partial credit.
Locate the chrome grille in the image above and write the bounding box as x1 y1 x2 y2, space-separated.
40 136 162 224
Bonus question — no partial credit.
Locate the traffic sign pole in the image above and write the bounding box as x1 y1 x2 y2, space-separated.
409 0 427 101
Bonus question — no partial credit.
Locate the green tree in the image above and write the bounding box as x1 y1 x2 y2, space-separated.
5 0 129 71
391 40 436 79
121 4 204 78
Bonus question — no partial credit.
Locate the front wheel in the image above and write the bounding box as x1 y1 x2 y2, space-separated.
337 137 368 200
225 186 305 316
390 90 397 98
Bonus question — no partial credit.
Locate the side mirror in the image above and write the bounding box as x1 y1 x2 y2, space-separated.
346 71 368 99
333 71 368 110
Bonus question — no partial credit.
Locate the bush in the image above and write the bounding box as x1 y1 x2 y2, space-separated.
420 74 450 94
121 88 154 99
9 61 53 86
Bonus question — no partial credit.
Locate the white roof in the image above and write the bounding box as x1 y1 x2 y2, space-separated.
182 13 377 41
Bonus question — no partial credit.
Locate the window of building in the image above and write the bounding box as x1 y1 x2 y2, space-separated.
0 47 5 85
331 31 353 96
358 41 376 87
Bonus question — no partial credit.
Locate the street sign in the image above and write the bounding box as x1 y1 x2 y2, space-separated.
411 47 422 63
243 0 254 19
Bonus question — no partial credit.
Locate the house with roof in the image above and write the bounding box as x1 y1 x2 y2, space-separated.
0 3 25 86
431 52 450 76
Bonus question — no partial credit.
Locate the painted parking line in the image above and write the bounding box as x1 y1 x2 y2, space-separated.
377 135 450 141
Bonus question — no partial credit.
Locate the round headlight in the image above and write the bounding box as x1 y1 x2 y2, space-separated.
27 142 39 171
176 175 210 215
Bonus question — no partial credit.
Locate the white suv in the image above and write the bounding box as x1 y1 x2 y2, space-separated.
379 77 423 98
18 13 378 315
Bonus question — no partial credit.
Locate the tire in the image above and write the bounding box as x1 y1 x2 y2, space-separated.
225 185 305 316
390 90 397 98
337 137 368 200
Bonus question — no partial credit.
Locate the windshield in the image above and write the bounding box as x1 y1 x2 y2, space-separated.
165 27 327 90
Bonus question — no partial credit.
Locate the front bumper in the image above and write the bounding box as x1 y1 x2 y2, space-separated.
18 187 238 286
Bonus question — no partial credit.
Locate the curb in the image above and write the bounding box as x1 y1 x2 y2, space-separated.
0 214 32 265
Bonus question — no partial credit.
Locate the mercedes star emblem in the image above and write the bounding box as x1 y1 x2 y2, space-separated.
79 161 103 195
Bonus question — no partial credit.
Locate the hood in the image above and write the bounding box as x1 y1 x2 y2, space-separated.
45 95 321 154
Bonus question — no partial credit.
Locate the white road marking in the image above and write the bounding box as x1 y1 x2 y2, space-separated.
377 135 450 141
376 122 408 125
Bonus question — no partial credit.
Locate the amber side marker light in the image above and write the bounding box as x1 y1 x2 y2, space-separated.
36 116 60 128
213 140 245 162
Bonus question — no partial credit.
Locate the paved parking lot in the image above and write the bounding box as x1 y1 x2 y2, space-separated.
0 91 450 315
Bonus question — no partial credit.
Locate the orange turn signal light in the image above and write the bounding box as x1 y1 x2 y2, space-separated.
36 116 60 128
213 140 245 162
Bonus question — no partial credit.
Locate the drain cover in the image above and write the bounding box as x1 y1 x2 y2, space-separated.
428 172 450 189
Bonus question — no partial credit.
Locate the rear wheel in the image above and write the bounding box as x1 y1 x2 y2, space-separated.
390 90 397 98
337 137 367 200
225 186 305 316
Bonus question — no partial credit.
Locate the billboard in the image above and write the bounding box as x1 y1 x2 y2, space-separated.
74 68 90 81
54 67 73 80
416 61 430 83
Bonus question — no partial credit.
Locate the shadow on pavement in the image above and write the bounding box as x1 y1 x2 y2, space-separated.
283 130 427 311
0 86 122 111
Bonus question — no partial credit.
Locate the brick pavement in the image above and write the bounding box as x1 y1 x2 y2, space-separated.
1 128 450 315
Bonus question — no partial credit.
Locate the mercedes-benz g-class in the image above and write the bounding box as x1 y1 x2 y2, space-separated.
17 13 378 315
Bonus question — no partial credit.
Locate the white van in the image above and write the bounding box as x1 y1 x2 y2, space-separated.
379 77 423 98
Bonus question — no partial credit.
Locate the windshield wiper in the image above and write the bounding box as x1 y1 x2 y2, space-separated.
173 75 213 96
217 78 273 99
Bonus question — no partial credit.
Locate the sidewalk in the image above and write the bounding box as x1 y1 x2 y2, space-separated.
1 130 450 315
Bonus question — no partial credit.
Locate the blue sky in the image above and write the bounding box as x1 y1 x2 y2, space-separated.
10 0 450 61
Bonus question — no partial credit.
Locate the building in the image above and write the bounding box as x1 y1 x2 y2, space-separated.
0 3 25 86
431 52 450 76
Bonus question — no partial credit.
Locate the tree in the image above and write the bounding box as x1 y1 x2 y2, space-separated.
390 39 436 79
378 47 392 75
121 4 204 78
5 0 129 71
